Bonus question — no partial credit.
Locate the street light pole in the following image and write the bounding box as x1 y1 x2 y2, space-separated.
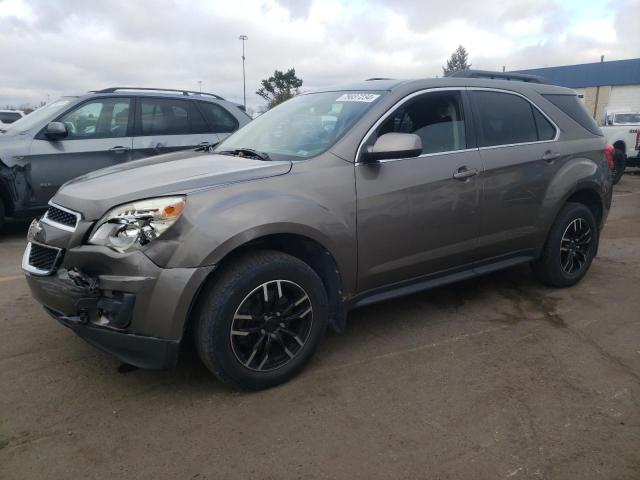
198 80 202 93
239 35 248 109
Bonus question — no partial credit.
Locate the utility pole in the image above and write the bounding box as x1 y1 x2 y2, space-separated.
593 55 605 119
239 35 248 109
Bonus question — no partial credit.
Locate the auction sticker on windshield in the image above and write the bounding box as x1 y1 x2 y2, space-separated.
336 93 380 102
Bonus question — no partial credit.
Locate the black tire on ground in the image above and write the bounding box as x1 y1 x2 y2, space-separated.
194 250 328 390
531 202 598 288
611 149 626 185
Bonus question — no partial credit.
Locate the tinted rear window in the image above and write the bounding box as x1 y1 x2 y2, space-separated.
0 112 21 123
473 91 538 147
543 94 602 136
532 108 556 140
197 102 239 133
138 98 208 136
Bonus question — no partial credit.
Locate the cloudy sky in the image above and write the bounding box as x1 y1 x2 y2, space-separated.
1 0 639 111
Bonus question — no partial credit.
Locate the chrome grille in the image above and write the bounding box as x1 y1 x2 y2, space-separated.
42 204 80 231
23 242 63 275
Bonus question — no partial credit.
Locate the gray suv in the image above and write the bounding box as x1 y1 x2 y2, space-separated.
0 88 250 228
23 72 612 390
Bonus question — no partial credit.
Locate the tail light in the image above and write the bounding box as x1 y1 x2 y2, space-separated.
604 143 614 170
635 130 639 151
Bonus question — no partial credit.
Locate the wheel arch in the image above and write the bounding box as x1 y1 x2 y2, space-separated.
564 187 604 228
184 232 347 338
612 140 626 154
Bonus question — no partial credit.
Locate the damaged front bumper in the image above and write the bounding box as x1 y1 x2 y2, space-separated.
23 238 214 369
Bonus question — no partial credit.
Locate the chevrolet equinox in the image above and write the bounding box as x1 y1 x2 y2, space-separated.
23 72 612 390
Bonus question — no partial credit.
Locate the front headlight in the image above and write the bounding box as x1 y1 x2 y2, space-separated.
88 196 186 252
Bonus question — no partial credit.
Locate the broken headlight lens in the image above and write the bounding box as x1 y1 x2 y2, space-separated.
88 196 186 252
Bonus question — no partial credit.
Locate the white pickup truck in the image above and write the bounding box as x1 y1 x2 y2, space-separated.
601 111 640 184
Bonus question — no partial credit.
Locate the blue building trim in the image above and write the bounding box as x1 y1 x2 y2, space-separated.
513 58 640 88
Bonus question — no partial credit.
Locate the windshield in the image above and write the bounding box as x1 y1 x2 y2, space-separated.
3 98 75 133
215 91 385 161
613 113 640 125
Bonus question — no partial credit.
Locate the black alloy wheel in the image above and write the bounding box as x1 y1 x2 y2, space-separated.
559 217 592 275
230 280 314 372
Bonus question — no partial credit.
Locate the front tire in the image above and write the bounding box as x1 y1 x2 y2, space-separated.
194 250 328 390
532 202 598 288
612 149 626 185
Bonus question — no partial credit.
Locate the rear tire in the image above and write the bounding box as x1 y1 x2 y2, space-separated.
194 250 328 390
612 149 626 185
532 202 598 288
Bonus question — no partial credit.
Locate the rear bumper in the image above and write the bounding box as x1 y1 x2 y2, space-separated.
48 307 180 369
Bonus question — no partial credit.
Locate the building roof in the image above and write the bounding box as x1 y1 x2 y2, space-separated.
512 58 640 88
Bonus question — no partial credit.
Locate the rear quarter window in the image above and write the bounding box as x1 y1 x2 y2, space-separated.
543 94 602 136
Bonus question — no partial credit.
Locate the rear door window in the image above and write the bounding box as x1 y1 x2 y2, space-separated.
138 98 207 136
472 91 539 147
0 112 21 123
543 94 602 136
197 102 239 133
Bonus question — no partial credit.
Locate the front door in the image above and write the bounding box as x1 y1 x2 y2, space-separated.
356 89 483 292
26 97 133 206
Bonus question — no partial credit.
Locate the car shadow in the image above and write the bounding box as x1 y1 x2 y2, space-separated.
118 263 546 396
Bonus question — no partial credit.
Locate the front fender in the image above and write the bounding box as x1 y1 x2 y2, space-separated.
144 157 357 292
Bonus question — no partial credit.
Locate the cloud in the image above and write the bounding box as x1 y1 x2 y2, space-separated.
0 0 638 110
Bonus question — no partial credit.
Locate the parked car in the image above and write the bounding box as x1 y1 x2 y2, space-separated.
0 109 25 125
601 110 640 184
23 72 612 390
0 88 250 228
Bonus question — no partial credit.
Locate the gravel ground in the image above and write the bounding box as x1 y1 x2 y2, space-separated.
1 173 640 480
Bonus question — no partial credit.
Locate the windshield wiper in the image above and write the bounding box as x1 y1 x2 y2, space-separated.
217 148 271 161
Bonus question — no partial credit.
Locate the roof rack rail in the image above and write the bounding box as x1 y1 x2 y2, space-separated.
91 87 225 100
365 77 394 81
445 69 548 84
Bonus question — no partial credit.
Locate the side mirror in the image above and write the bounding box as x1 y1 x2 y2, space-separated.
44 122 68 140
361 133 422 162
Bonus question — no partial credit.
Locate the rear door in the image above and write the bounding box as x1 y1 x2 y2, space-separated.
470 89 560 260
131 97 219 159
26 97 133 205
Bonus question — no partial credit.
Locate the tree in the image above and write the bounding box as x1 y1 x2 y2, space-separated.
442 45 471 76
256 68 303 110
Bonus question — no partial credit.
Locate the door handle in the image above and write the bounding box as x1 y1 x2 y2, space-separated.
109 146 130 154
542 150 561 163
453 166 479 180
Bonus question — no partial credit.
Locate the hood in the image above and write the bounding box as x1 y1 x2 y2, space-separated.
53 149 292 220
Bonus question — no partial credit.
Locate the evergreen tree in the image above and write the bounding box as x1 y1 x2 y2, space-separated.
443 46 471 76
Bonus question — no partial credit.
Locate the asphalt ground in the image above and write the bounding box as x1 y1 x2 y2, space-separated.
1 172 640 479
